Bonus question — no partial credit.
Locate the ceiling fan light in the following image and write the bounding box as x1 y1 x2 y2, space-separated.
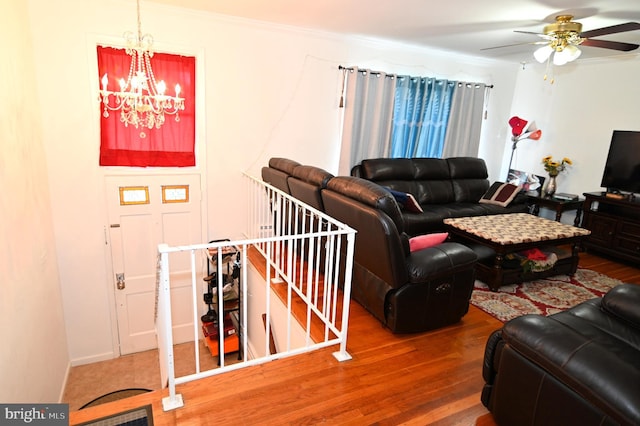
564 44 582 62
553 49 570 66
534 45 553 63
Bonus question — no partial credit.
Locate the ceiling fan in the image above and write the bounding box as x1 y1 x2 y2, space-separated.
485 15 640 66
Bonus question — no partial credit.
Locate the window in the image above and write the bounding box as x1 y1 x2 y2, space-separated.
389 77 455 158
338 66 488 174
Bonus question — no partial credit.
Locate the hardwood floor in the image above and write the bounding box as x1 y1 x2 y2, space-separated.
68 252 640 425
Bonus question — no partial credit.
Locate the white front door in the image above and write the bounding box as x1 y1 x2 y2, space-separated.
106 174 204 355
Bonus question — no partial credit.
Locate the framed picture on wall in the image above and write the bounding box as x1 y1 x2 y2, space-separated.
507 169 545 195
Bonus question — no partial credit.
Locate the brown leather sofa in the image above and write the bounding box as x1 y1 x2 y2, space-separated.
261 157 301 194
321 176 478 333
352 157 529 236
287 165 334 212
482 284 640 426
260 158 478 333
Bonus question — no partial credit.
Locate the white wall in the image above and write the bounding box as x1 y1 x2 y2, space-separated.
506 55 640 199
26 0 518 365
0 1 69 403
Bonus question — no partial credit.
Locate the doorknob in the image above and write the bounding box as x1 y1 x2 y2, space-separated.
116 273 125 290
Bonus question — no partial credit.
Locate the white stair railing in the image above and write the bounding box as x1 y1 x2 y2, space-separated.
157 174 356 411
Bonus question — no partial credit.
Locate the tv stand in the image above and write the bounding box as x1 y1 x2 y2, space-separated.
602 189 637 201
582 192 640 263
604 192 627 200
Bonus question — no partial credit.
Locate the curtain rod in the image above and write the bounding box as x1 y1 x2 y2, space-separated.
338 65 494 88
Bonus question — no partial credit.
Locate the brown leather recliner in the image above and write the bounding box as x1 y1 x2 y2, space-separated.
321 176 478 333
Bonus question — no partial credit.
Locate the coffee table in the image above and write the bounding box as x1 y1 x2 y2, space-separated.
444 213 591 291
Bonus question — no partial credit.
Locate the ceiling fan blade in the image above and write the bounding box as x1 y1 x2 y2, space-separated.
580 22 640 38
581 38 640 51
480 41 546 51
514 30 553 40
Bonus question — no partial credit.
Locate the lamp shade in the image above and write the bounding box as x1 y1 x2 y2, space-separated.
509 116 528 137
552 45 581 66
564 44 582 62
534 45 554 63
528 129 542 140
553 49 570 66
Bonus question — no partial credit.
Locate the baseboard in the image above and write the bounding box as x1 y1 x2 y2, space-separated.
58 361 72 403
70 351 117 367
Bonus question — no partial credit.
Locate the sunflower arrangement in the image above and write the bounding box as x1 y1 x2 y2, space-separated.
542 156 572 176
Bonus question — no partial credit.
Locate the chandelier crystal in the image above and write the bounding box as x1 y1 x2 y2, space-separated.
99 0 184 135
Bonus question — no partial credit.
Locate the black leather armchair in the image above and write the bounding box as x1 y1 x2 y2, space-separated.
321 176 478 333
482 284 640 426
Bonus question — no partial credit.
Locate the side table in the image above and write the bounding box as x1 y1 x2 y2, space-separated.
527 195 584 226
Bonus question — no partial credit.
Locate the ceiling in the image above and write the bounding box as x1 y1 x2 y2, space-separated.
147 0 640 63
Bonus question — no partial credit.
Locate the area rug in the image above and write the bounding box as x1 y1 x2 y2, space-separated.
471 268 624 323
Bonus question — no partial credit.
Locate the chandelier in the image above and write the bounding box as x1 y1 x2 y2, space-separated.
99 0 184 135
533 16 584 67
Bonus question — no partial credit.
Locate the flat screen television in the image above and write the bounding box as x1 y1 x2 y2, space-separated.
600 130 640 194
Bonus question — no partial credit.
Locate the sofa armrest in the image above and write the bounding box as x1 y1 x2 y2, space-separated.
502 315 640 425
602 284 640 329
405 242 477 283
482 329 504 385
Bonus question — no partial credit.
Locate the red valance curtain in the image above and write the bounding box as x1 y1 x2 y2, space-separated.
97 46 196 167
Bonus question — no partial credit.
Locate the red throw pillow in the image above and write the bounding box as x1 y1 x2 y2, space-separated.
409 232 448 252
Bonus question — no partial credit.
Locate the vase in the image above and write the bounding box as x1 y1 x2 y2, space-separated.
544 174 558 197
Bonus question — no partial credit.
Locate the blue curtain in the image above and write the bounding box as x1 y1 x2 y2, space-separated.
389 76 456 158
